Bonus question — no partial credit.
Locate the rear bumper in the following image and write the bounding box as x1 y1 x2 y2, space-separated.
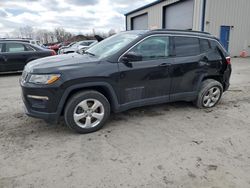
223 64 232 91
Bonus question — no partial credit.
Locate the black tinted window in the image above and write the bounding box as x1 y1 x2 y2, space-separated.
5 43 25 52
200 39 211 52
25 44 35 51
174 37 200 57
129 36 170 61
210 40 220 50
0 43 3 52
210 40 229 57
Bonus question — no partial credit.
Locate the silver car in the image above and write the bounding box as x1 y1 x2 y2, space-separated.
58 40 96 54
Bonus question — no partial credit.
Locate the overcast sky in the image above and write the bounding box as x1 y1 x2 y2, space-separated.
0 0 154 36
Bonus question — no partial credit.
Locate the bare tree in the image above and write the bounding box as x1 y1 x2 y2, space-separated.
54 27 72 42
108 29 116 36
19 25 34 38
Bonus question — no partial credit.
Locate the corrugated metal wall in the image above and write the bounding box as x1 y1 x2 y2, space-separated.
126 0 181 30
204 0 250 56
192 0 203 31
126 0 250 56
126 0 202 30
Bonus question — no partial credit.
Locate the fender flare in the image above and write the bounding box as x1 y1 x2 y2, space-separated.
55 82 120 117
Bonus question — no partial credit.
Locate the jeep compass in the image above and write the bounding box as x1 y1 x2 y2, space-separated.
20 30 232 133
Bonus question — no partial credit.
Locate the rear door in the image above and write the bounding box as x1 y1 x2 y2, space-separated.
118 35 173 105
170 36 201 101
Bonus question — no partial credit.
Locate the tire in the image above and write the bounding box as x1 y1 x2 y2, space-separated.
194 79 223 108
64 90 110 134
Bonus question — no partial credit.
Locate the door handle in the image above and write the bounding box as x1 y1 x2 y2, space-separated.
2 56 7 62
200 56 208 62
159 63 170 67
200 56 209 66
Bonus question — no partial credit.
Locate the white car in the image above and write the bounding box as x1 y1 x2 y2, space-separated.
58 40 96 54
76 41 98 54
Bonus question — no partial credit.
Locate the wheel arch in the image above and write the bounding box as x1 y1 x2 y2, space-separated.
201 75 225 90
57 82 119 116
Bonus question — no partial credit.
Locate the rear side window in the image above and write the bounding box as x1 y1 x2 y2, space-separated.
0 43 3 52
25 44 35 51
210 40 223 50
200 39 211 53
174 37 200 57
5 43 25 52
210 40 229 57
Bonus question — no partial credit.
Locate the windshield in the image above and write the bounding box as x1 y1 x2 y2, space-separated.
86 32 141 59
68 42 76 47
72 42 80 47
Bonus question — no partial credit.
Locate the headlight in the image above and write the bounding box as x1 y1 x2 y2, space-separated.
28 74 61 84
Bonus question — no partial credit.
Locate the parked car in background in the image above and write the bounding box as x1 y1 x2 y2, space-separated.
48 43 62 53
76 41 98 54
58 40 96 54
0 38 42 46
57 42 76 54
0 41 56 73
20 30 231 134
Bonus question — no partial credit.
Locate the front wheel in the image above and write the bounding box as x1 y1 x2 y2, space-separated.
194 79 223 108
64 90 110 133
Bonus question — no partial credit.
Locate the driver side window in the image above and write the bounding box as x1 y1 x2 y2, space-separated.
129 36 170 61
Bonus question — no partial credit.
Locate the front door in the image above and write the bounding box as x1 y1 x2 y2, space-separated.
0 43 5 72
3 42 28 72
118 35 173 105
220 26 230 51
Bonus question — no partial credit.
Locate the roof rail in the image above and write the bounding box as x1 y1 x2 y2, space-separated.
0 38 33 40
153 29 211 35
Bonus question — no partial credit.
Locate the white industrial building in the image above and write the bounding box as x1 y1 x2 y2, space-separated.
125 0 250 56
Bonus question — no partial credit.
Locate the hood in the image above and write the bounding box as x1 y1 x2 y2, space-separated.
25 53 99 73
63 46 78 52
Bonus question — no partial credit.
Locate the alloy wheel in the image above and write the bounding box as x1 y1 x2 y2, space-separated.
73 99 105 128
203 87 221 107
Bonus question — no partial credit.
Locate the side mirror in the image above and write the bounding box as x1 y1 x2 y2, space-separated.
120 52 142 63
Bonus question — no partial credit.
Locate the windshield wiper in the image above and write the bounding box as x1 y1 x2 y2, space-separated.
83 51 95 56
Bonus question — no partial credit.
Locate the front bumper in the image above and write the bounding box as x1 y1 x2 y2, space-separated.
23 102 58 122
20 77 63 123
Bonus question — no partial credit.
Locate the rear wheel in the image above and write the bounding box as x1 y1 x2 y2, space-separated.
194 79 223 108
64 90 110 133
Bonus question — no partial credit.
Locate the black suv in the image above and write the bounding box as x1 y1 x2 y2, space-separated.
20 30 231 133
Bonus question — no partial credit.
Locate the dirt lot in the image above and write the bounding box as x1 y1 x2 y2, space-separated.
0 58 250 188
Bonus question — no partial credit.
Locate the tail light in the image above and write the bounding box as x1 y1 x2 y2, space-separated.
226 56 231 64
51 50 56 56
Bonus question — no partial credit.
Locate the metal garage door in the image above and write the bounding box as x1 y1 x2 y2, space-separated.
131 14 148 30
164 0 194 30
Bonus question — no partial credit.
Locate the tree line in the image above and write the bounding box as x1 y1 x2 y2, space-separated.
4 26 117 44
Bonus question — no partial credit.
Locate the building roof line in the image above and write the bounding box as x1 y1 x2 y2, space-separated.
124 0 165 16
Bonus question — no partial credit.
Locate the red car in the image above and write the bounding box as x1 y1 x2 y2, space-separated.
49 43 62 52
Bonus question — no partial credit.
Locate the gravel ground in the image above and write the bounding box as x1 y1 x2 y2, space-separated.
0 58 250 188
